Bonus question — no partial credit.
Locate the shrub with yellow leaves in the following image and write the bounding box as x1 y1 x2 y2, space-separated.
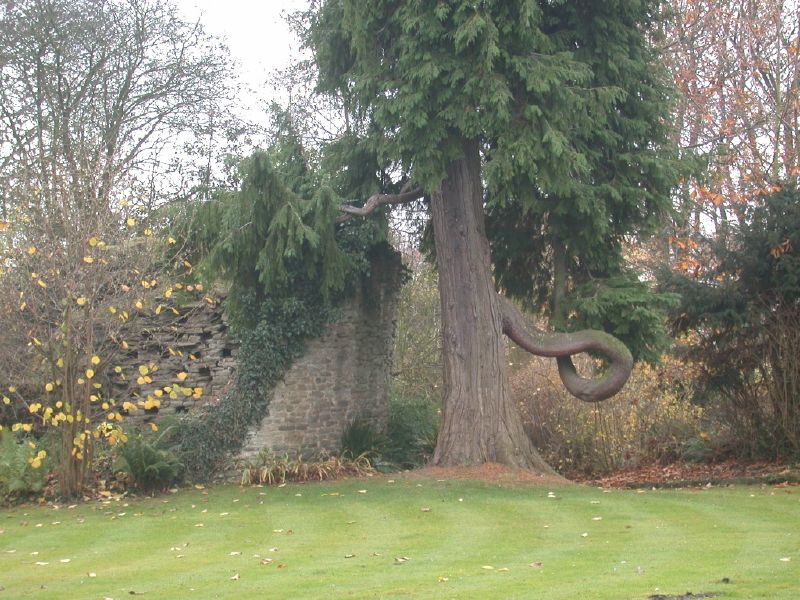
0 200 211 498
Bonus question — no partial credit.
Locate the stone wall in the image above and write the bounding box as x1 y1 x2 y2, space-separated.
116 300 238 421
239 250 403 459
119 248 403 459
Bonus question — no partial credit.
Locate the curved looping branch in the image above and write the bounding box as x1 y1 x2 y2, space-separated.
498 294 633 402
336 188 425 223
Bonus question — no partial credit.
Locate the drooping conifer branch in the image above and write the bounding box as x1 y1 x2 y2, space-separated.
336 188 425 223
497 294 633 402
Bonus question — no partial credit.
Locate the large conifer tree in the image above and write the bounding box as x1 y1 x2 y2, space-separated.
303 0 677 470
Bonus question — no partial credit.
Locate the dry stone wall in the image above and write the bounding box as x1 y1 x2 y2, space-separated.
115 300 238 421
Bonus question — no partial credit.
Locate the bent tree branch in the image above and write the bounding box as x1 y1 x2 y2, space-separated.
498 294 633 402
338 186 634 404
336 188 425 223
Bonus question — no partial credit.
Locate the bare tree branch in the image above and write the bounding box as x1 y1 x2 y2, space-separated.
336 188 425 223
497 294 633 402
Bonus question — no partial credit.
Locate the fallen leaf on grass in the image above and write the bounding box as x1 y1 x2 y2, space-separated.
260 558 273 565
529 562 543 568
35 561 49 566
592 517 603 521
437 576 449 582
277 563 287 569
88 572 97 578
230 574 240 581
394 556 411 564
420 507 431 512
497 567 510 572
59 558 71 563
229 551 241 556
344 554 355 559
780 557 791 562
481 565 495 570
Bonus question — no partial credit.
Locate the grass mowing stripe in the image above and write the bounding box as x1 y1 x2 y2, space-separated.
0 479 797 599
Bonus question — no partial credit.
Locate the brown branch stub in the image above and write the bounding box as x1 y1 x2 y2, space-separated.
336 188 425 223
498 294 633 402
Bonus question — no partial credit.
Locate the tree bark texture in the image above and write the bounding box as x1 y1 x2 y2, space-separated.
430 139 555 472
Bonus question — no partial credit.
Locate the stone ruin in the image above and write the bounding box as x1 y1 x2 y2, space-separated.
118 250 403 459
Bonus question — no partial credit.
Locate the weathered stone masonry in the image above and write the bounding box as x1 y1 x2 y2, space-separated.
240 250 403 458
120 249 402 458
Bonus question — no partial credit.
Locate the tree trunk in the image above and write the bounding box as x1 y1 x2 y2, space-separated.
430 138 555 473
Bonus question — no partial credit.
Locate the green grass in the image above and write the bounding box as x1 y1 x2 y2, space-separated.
0 476 798 599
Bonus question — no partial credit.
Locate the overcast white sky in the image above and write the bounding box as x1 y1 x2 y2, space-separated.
175 0 308 117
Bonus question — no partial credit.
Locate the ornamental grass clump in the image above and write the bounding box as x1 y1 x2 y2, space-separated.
239 450 373 486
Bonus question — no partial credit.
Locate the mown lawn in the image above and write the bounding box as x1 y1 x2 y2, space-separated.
0 476 797 599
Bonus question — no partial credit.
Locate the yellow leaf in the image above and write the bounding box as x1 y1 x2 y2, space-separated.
126 217 136 227
37 279 47 288
88 237 99 247
101 402 109 410
114 366 122 373
27 246 36 255
45 382 54 392
2 397 9 405
183 260 192 269
164 288 173 299
168 237 177 245
108 306 117 314
91 355 100 366
8 386 16 393
176 372 188 381
155 304 162 315
135 299 144 309
76 297 87 306
19 302 26 311
121 340 129 349
138 365 149 376
56 357 64 368
144 228 153 236
0 221 7 230
85 369 95 379
149 422 158 432
83 256 94 264
119 198 129 207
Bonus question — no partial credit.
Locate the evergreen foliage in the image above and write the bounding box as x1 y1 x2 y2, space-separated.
0 432 47 502
115 429 185 494
305 0 680 361
173 115 393 479
663 184 800 457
